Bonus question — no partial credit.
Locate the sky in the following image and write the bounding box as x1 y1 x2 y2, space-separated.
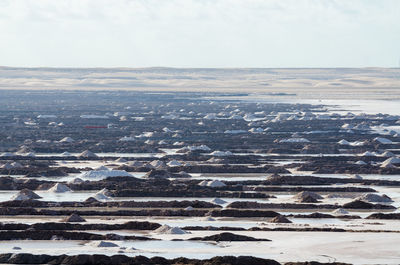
0 0 399 68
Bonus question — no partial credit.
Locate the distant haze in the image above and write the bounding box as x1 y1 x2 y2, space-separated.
1 67 400 101
0 0 399 68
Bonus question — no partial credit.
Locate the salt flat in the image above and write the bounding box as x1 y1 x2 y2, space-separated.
0 78 400 265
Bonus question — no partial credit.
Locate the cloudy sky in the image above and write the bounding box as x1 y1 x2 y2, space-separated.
0 0 399 68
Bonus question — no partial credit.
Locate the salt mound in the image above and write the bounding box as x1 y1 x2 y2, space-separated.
174 171 192 178
119 136 136 142
97 188 112 196
338 139 350 145
91 241 119 248
61 213 86 222
147 160 166 169
374 137 393 144
77 169 132 179
360 151 375 157
10 189 41 201
357 193 393 203
115 157 127 163
208 180 226 187
78 150 98 158
184 206 194 211
48 183 72 193
94 165 109 171
198 180 210 186
206 157 226 163
59 137 74 143
381 151 395 157
332 208 349 215
382 157 400 167
187 145 211 152
249 127 264 133
84 197 100 203
61 152 72 156
198 180 226 187
279 138 310 143
203 216 216 221
209 151 233 157
167 160 182 167
144 169 174 179
1 162 15 170
293 191 323 200
68 177 84 184
154 225 190 235
355 160 367 165
211 198 227 204
270 215 292 223
11 193 30 201
348 174 363 180
93 193 111 201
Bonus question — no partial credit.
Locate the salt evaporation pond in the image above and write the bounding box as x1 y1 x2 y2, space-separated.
2 231 400 264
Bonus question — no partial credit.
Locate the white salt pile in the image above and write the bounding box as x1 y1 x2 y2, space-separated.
78 150 98 158
154 225 190 235
211 198 227 204
59 137 74 143
167 160 182 167
357 193 393 203
360 151 376 157
332 208 349 215
115 157 127 163
68 177 84 184
355 160 367 165
381 157 400 168
348 174 363 180
279 138 310 143
147 160 166 169
10 189 41 201
209 151 233 156
61 213 86 222
90 241 119 248
91 188 112 201
293 191 323 201
97 188 112 196
381 151 395 157
374 137 393 144
92 193 111 201
175 171 192 178
338 139 350 145
48 183 72 193
198 180 226 187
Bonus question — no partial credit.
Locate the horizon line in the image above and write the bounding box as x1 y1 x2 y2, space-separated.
1 66 399 70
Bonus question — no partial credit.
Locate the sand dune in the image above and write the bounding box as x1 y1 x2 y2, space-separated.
0 67 399 100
